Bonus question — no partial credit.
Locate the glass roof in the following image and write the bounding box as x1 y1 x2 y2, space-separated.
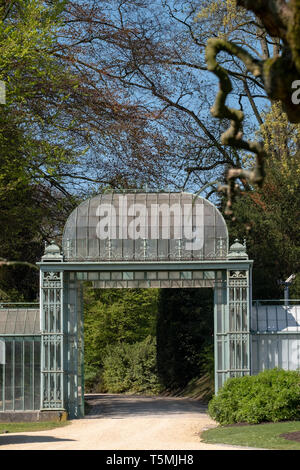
0 308 40 335
62 191 228 262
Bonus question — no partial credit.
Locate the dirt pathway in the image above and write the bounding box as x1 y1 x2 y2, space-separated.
0 394 256 450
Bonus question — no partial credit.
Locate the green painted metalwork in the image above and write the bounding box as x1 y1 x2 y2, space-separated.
0 337 41 411
63 273 84 418
38 262 252 416
37 192 254 418
40 271 64 411
0 305 41 412
227 269 251 379
62 192 228 262
251 300 300 374
4 276 298 420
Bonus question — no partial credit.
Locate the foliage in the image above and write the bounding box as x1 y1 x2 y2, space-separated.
84 287 159 391
208 369 300 425
101 336 161 394
54 0 271 192
157 288 214 389
84 286 215 394
0 0 80 299
204 0 300 215
227 107 300 299
0 0 78 191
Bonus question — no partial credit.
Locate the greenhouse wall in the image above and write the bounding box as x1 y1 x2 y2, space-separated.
1 297 300 419
251 302 300 374
0 307 41 412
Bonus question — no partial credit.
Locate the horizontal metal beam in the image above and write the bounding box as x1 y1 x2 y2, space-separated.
37 259 253 272
251 331 300 335
0 335 41 338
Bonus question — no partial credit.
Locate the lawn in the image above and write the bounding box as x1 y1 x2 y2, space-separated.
0 421 69 434
201 421 300 450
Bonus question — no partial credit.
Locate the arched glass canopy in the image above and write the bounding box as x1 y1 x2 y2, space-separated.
62 192 228 262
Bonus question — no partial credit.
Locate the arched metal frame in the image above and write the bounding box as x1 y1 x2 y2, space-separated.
38 192 253 419
62 192 229 263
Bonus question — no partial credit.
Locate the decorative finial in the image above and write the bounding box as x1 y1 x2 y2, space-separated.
227 238 248 260
41 240 63 262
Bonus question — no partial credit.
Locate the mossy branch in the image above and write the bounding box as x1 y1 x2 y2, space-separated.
205 38 267 215
205 1 300 217
0 259 39 270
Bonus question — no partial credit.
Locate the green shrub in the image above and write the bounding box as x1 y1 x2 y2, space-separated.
208 369 300 425
102 336 162 394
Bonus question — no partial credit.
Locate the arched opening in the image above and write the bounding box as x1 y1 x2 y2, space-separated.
38 191 252 418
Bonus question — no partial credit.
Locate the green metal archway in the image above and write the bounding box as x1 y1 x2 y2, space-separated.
38 192 252 418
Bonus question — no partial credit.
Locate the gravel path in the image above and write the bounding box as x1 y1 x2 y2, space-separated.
0 394 256 450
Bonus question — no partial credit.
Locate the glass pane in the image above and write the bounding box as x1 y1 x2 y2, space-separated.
157 271 168 280
180 271 192 280
122 272 133 280
62 192 228 261
24 341 32 410
14 341 23 410
0 364 3 411
5 341 12 410
34 341 41 410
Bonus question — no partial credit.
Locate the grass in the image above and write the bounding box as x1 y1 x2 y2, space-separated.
201 421 300 450
0 421 69 434
179 373 214 402
159 373 214 403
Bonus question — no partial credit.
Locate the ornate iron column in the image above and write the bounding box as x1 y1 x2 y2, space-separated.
40 242 64 411
227 240 251 380
227 268 251 379
214 270 228 392
63 273 84 419
214 240 252 393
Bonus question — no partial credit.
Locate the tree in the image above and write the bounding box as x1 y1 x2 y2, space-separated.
227 103 300 299
156 288 214 389
0 0 80 190
205 0 300 213
52 0 300 206
0 0 81 298
83 287 158 390
53 0 270 193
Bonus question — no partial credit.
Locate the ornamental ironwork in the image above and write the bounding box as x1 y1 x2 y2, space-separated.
62 192 228 262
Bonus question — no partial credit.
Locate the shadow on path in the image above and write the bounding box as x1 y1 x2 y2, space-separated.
0 435 74 446
84 394 208 419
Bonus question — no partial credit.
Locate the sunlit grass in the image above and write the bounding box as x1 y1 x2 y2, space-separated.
201 421 300 450
0 421 69 434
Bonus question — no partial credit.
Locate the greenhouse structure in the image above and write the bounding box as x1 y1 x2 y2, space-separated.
0 191 299 421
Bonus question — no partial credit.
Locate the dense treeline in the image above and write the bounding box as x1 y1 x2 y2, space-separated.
0 1 299 394
227 103 300 300
83 287 159 391
84 286 215 396
1 0 299 302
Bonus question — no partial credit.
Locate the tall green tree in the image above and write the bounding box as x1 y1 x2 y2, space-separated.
0 0 80 299
227 104 300 299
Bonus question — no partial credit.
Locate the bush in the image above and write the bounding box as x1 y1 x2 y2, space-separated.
84 364 106 393
102 336 162 394
208 369 300 425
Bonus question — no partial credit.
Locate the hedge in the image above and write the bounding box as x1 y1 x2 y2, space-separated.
208 369 300 425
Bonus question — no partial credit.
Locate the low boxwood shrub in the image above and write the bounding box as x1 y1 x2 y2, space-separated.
208 368 300 425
